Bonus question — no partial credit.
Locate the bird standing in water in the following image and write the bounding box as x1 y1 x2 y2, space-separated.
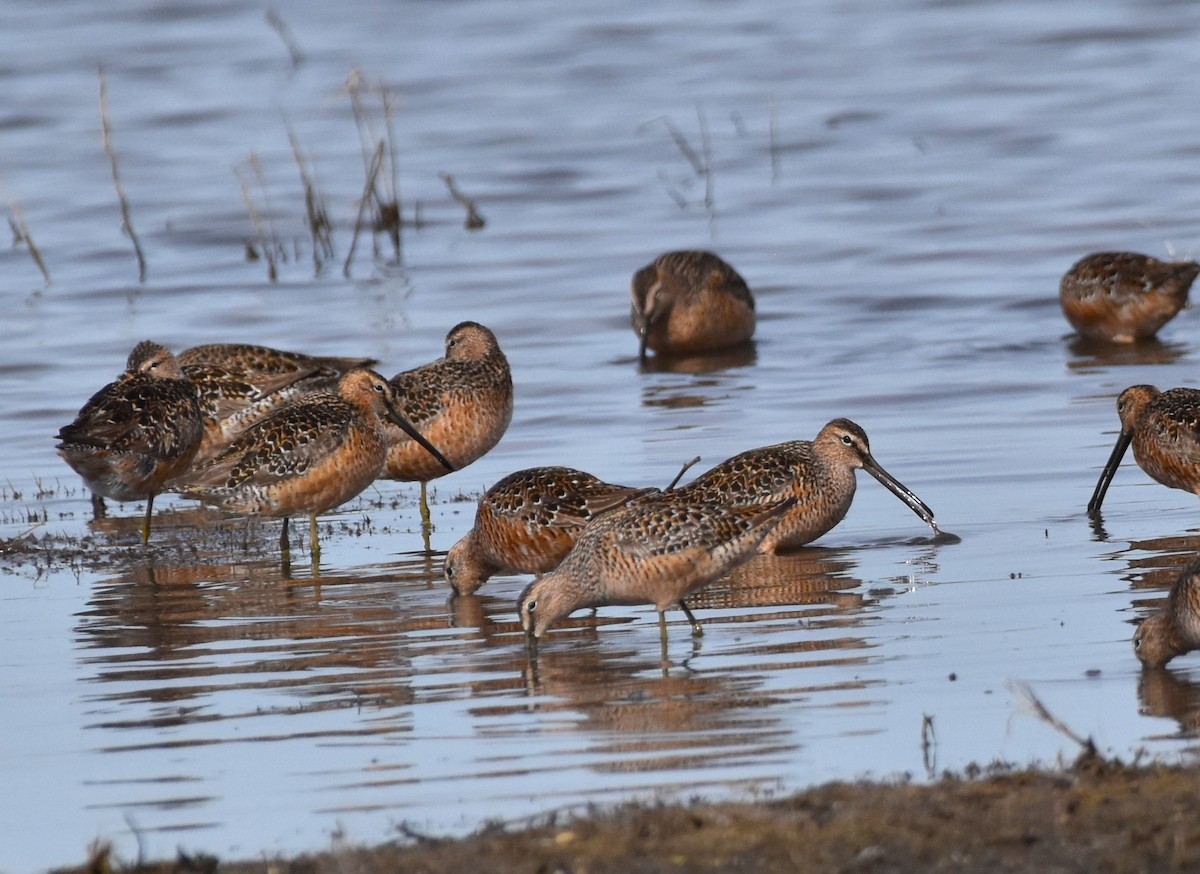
57 341 203 544
382 322 512 534
1059 252 1199 344
631 250 755 362
173 369 452 565
518 492 795 642
1088 385 1200 515
675 418 939 552
444 466 654 596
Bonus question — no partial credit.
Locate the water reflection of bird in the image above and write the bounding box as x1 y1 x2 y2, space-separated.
1134 556 1200 669
178 342 375 463
173 369 452 564
56 341 203 544
444 466 654 596
518 492 794 641
687 551 864 614
382 322 513 533
631 250 755 363
1059 252 1199 343
675 419 940 552
1088 385 1200 515
1137 665 1200 736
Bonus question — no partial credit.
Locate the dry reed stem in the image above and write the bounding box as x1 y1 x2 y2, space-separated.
344 140 386 278
3 182 51 287
98 66 146 283
664 456 701 491
439 172 485 230
266 8 305 68
285 122 333 273
235 159 278 281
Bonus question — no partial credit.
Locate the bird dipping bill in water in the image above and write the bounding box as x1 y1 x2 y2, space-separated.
517 492 795 641
56 340 203 544
1134 556 1200 669
172 368 453 562
444 466 655 596
674 418 939 552
1059 252 1200 344
381 322 513 531
631 250 755 362
1088 385 1200 515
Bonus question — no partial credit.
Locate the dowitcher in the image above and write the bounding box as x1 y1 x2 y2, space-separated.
1059 252 1200 344
178 343 376 462
517 492 795 640
1088 385 1200 514
56 341 203 544
382 322 513 530
177 343 375 378
631 250 755 362
173 369 453 562
444 466 654 596
675 419 939 552
1134 557 1200 669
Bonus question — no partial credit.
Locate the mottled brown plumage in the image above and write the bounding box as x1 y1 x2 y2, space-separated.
675 419 939 552
1135 556 1200 669
382 322 513 528
631 250 755 362
173 369 452 561
1089 385 1200 514
517 492 795 640
445 466 654 596
57 341 204 543
178 343 376 462
1060 252 1199 343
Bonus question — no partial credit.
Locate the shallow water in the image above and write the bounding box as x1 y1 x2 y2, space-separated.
5 0 1200 869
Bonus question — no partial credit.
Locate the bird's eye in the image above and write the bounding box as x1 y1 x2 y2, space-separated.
841 434 853 446
525 599 537 614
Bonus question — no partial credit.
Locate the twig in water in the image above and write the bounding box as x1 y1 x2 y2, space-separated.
696 102 713 213
285 121 333 272
235 156 279 281
98 66 146 283
378 86 402 261
344 140 386 278
638 115 705 176
265 8 305 68
439 172 485 230
769 95 781 184
2 181 50 287
921 713 937 778
1009 679 1097 757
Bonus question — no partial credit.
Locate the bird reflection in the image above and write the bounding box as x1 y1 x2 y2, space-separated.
637 342 757 375
1064 335 1186 370
1137 667 1200 737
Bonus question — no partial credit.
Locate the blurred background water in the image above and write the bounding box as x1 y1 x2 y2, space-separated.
4 0 1200 870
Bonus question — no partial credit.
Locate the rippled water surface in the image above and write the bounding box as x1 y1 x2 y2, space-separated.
6 0 1200 870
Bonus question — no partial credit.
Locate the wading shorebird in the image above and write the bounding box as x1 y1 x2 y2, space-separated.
1088 385 1200 514
382 322 513 531
675 418 939 552
173 369 453 564
1059 252 1200 344
517 492 795 642
56 341 203 544
178 343 376 462
1134 557 1200 669
444 466 655 596
631 250 755 362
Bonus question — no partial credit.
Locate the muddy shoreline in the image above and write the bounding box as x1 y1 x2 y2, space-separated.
58 752 1200 874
